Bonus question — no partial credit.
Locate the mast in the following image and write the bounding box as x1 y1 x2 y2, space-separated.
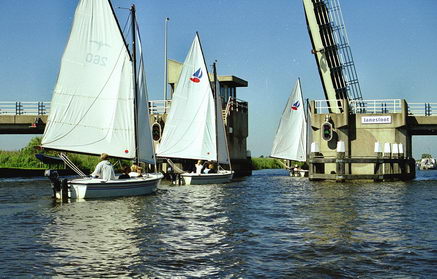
163 17 170 104
213 61 219 164
131 4 139 163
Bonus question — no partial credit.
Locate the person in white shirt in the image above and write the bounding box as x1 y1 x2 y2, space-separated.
129 164 143 177
91 153 116 181
195 160 203 174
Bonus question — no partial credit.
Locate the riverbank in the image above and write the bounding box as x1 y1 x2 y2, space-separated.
0 168 77 178
1 137 307 177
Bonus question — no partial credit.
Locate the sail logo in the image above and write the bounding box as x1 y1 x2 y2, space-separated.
291 100 300 110
190 68 203 83
90 40 110 51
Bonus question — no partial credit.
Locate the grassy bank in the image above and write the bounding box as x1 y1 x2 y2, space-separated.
0 137 105 173
251 158 283 170
251 157 306 170
2 137 304 173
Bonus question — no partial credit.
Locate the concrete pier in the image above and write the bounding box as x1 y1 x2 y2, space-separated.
308 99 426 181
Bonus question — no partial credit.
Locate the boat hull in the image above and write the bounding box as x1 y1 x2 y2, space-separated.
68 173 163 199
181 170 234 185
289 169 309 177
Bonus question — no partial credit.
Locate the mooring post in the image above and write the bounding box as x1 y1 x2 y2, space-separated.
398 144 405 178
61 179 68 202
309 142 320 179
336 141 345 182
383 143 391 177
392 143 399 175
374 142 383 181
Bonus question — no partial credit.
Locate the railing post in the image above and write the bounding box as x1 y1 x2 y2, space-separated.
374 142 383 181
16 102 22 115
383 143 391 177
336 141 346 182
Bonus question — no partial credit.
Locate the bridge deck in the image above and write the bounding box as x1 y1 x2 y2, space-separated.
407 115 437 135
3 99 437 135
0 115 47 134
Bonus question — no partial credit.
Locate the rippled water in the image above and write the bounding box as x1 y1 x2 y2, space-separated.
0 169 436 278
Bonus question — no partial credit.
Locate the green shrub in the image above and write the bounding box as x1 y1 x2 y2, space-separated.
251 157 306 170
0 137 128 172
251 158 283 170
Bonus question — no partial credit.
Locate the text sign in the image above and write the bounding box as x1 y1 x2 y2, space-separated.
361 116 392 124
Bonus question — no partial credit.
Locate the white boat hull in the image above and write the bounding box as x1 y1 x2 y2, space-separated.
181 170 234 185
289 169 309 177
68 173 163 199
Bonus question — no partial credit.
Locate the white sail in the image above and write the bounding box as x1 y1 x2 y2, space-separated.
42 0 136 159
157 34 216 161
271 79 307 161
215 80 231 165
136 27 156 164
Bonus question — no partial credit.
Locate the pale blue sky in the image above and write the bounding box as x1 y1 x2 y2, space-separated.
1 0 436 158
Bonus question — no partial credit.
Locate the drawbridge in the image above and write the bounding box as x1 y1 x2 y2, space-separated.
303 0 362 112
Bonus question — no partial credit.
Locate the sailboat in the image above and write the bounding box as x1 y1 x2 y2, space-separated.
157 33 234 185
270 79 308 177
40 0 163 199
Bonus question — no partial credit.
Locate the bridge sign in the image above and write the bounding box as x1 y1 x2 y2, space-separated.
361 116 392 124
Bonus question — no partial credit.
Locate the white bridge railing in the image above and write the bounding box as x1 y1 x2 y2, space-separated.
0 101 50 115
349 99 402 114
407 103 437 116
148 100 172 115
2 99 435 117
314 99 437 116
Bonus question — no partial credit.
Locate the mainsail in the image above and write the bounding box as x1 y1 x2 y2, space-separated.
157 34 217 161
42 0 154 164
271 79 307 162
136 22 156 164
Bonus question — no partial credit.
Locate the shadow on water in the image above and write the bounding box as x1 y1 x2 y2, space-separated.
0 170 436 278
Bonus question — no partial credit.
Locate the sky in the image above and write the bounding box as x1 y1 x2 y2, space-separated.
1 0 437 158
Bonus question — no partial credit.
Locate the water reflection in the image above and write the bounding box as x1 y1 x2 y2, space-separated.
0 171 436 278
40 198 144 277
139 184 235 278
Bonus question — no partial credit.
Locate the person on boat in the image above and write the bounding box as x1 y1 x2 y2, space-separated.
129 164 143 177
91 153 116 180
204 163 216 174
118 166 131 179
292 164 301 177
195 160 203 174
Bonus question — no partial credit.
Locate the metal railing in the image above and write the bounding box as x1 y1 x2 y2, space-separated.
6 99 436 117
148 100 172 114
349 99 402 114
0 101 50 115
324 0 363 101
314 99 404 114
314 99 345 114
407 103 437 116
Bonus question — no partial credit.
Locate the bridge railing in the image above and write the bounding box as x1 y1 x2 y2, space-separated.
313 99 346 114
148 100 172 114
0 101 50 115
407 103 437 116
349 99 402 114
314 99 403 114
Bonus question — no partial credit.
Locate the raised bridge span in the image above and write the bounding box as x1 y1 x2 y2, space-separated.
1 99 437 135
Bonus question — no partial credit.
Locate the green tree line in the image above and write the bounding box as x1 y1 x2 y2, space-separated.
1 137 304 171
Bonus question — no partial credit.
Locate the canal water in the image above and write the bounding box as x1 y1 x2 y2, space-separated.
0 169 436 278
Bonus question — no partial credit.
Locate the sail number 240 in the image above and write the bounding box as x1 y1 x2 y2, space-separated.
86 53 107 67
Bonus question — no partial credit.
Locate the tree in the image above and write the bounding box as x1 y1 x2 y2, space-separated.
421 153 432 159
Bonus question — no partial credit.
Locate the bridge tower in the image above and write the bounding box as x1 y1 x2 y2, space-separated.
303 0 362 113
303 0 416 181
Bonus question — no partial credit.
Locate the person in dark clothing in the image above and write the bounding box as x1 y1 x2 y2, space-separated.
118 166 131 179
